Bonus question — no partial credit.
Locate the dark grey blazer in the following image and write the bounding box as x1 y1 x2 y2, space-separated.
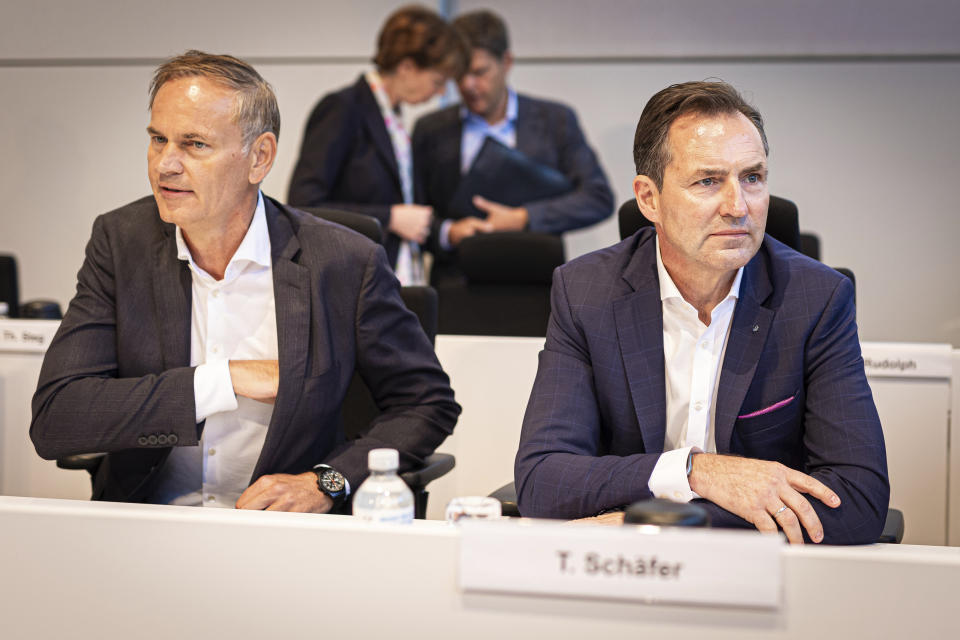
287 76 403 266
515 228 889 544
411 94 614 283
31 195 460 502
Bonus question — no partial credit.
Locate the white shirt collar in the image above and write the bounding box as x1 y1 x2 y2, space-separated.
175 191 270 274
655 234 743 305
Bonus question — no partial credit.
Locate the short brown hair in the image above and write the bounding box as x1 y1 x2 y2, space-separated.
452 10 509 59
149 50 280 148
633 81 768 189
374 5 468 78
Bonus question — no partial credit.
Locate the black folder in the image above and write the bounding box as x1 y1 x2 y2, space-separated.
447 137 573 218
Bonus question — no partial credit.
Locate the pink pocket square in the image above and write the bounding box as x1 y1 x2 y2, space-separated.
738 395 796 419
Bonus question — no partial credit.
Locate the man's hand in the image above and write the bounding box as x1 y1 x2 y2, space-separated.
229 360 279 404
688 454 841 544
389 203 433 243
235 472 333 513
472 195 529 231
448 217 495 246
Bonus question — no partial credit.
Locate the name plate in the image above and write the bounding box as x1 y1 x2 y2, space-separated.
860 341 952 379
0 319 60 353
459 519 782 608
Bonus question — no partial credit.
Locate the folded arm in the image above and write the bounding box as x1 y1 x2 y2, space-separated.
30 216 199 459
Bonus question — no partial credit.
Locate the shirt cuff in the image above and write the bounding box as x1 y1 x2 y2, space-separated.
439 219 453 251
193 360 238 423
648 446 700 502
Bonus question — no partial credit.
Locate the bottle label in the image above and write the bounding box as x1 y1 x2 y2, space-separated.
354 507 413 524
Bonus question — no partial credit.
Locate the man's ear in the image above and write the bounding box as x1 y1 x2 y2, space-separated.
248 132 277 185
501 50 514 75
633 174 660 224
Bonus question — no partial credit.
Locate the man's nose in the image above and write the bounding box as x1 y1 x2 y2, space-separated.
154 144 183 175
722 180 748 218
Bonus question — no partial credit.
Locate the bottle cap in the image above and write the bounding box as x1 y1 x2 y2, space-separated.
368 448 399 472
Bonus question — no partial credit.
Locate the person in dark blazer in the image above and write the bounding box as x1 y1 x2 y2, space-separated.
288 6 467 276
412 10 614 285
31 51 459 511
515 81 888 545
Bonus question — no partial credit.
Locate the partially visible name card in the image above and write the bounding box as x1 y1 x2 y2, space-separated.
0 319 60 353
459 519 782 609
860 341 952 379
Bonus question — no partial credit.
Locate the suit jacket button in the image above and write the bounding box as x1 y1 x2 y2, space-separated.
147 434 158 445
168 434 178 445
157 434 168 445
137 436 148 446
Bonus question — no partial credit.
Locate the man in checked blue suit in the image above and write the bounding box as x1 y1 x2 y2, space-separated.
515 81 888 545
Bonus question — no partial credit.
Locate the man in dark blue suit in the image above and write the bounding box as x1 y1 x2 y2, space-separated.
412 9 613 285
515 81 888 544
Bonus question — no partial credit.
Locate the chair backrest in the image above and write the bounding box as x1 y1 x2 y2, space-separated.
617 195 801 251
0 255 20 318
295 206 383 244
799 232 821 261
436 232 565 337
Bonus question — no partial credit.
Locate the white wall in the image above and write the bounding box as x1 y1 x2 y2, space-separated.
2 0 960 345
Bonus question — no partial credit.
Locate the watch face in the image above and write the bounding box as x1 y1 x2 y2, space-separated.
320 469 345 493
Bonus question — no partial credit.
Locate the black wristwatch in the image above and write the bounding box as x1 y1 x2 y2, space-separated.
313 465 347 512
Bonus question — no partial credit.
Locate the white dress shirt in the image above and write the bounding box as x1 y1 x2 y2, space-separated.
647 237 743 502
150 191 278 507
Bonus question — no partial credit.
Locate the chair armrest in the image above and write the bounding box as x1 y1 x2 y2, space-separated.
489 481 520 517
400 453 455 490
55 453 106 471
878 508 905 544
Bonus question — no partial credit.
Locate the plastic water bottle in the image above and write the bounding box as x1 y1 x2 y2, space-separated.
352 448 414 524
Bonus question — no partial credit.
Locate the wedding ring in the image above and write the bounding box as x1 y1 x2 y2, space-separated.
773 505 789 518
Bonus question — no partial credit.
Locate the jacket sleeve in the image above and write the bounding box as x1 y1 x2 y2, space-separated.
30 215 199 460
787 276 888 544
515 266 661 518
523 105 614 234
287 94 393 228
322 245 461 489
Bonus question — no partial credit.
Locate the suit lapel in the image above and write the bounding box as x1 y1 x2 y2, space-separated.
254 199 314 476
613 231 667 453
151 218 191 369
357 77 401 191
514 95 542 159
714 249 774 453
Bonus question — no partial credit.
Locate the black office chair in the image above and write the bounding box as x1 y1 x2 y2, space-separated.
617 195 801 250
436 231 565 337
1 254 20 318
294 206 383 244
338 285 451 518
799 232 821 261
57 285 452 519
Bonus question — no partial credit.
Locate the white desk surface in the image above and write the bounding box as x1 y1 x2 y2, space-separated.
0 496 958 640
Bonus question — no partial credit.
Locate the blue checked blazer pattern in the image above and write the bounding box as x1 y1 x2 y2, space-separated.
515 227 889 544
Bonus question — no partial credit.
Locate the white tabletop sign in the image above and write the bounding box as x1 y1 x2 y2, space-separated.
459 519 782 609
0 319 60 353
860 341 952 379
